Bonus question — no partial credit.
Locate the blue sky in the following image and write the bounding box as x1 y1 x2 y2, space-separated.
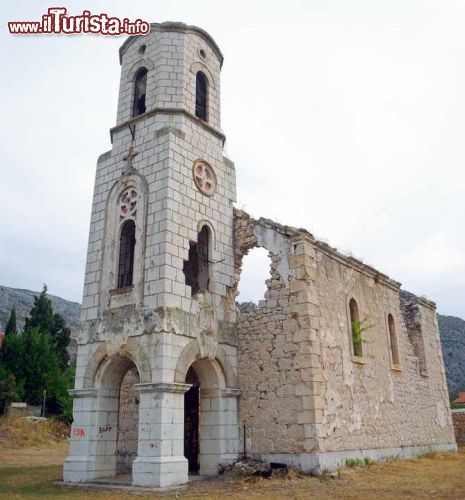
1 1 465 317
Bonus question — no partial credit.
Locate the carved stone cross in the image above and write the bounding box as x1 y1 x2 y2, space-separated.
122 141 139 175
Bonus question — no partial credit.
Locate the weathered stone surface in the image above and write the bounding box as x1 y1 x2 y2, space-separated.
234 209 456 465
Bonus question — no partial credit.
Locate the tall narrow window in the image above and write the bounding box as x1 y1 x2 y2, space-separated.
133 68 147 117
183 225 210 296
195 71 208 121
197 225 210 291
118 220 136 288
388 314 400 367
349 298 362 357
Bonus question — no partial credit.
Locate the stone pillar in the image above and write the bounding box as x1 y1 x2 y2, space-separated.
198 387 240 475
288 235 325 453
132 382 191 487
221 388 241 466
63 388 100 482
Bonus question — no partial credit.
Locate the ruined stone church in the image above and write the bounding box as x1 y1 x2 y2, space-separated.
64 22 457 487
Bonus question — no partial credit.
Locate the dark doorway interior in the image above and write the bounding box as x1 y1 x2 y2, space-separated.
184 367 200 473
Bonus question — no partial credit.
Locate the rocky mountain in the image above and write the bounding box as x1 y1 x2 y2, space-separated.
0 285 81 336
437 314 465 394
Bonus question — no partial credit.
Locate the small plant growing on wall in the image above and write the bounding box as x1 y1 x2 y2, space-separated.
351 317 374 357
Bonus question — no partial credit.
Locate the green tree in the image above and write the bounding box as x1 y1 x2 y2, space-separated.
1 285 73 420
56 364 75 423
25 285 70 369
51 313 71 370
21 327 63 406
25 285 54 333
5 307 17 335
0 365 19 415
1 331 26 400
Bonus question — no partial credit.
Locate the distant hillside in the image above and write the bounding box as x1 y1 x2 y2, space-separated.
0 285 81 336
438 314 465 394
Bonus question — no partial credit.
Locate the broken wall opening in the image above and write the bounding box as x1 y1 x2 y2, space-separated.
183 225 210 297
236 247 271 309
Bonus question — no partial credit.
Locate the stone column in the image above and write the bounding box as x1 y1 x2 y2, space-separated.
63 388 100 482
288 235 325 454
198 387 240 475
132 382 191 487
220 388 241 466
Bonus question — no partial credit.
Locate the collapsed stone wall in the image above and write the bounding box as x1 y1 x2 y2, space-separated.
235 208 456 462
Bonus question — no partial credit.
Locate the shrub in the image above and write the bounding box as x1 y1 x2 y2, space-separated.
346 458 364 467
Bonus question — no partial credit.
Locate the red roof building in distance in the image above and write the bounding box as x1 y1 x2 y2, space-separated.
453 392 465 404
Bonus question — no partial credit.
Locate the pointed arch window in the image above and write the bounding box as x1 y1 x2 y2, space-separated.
118 220 136 288
349 298 363 357
195 71 208 121
133 68 148 117
388 313 400 367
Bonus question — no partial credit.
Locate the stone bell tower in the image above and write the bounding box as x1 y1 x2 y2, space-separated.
64 22 240 488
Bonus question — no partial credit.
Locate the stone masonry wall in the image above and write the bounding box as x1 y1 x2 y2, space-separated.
235 209 456 459
452 409 465 444
235 210 323 456
315 252 454 453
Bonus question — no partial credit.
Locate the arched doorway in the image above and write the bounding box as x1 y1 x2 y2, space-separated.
92 354 141 480
184 367 200 473
182 357 239 476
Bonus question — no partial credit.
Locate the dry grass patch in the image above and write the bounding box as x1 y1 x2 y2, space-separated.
0 445 464 499
0 414 69 449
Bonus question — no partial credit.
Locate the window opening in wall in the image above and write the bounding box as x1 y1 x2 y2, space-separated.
133 67 147 117
183 226 210 296
237 247 271 311
349 298 363 357
388 313 400 366
118 219 136 288
195 71 208 121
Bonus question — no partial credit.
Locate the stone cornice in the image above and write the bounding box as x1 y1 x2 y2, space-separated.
68 388 99 398
110 108 226 144
135 382 192 394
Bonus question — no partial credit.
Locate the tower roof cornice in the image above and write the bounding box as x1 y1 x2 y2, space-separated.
119 22 224 67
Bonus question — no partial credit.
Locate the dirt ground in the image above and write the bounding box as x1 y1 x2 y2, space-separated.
1 443 465 499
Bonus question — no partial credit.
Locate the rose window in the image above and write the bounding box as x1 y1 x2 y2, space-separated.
193 161 216 196
120 188 138 217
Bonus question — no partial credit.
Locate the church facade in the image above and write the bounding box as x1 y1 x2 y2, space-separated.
63 22 456 488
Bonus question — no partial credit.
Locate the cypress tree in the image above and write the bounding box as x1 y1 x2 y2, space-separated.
25 285 54 333
5 307 17 335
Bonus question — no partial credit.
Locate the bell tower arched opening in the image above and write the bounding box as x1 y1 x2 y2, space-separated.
182 356 239 476
91 354 141 480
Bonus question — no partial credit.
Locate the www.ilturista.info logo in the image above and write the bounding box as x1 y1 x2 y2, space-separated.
8 7 151 36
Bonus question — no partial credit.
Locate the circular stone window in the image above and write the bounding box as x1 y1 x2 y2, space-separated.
138 44 146 55
198 48 207 60
120 188 138 217
193 160 216 196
